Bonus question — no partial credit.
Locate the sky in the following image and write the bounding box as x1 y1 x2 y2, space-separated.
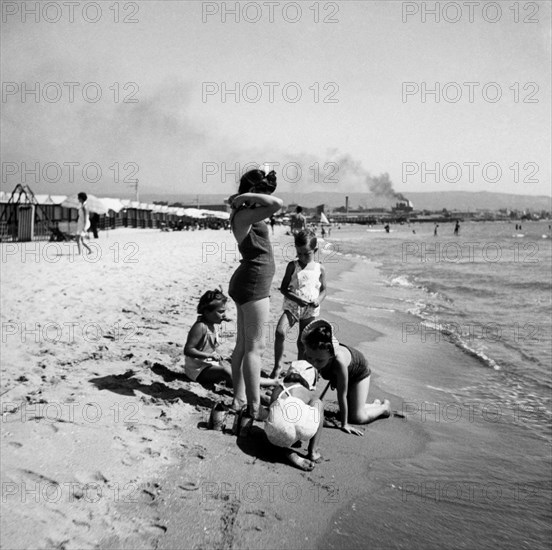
1 0 551 201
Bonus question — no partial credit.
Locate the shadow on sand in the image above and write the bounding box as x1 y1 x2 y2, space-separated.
89 368 216 409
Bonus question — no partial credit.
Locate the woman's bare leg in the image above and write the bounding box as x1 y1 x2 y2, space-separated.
77 235 92 255
231 305 246 411
241 298 270 420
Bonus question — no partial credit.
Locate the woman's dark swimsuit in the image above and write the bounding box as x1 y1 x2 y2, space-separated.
319 344 371 390
229 221 275 305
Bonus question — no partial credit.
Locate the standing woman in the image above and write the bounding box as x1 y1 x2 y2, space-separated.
228 169 283 422
76 192 92 255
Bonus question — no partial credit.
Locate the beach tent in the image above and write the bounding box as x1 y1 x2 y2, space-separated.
199 209 230 220
98 198 125 213
61 194 109 215
0 184 54 241
181 208 204 219
50 195 68 205
34 194 54 205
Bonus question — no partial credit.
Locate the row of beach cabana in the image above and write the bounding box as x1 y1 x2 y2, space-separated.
0 190 230 242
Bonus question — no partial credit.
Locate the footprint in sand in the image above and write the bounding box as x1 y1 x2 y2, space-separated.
178 482 199 492
17 468 59 486
74 470 109 485
72 519 91 530
189 444 207 460
141 523 167 535
144 448 161 458
140 489 157 503
8 441 23 448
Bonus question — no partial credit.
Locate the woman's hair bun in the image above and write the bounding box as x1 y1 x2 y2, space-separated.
238 168 277 195
266 170 277 184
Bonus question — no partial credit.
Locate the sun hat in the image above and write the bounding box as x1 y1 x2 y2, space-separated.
285 360 317 391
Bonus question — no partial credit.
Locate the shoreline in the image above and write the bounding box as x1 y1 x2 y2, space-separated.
1 227 424 549
2 227 548 549
314 237 551 549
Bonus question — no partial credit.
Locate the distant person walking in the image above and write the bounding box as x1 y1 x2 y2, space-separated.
434 223 439 237
453 220 460 236
76 192 92 255
290 206 307 235
89 212 100 239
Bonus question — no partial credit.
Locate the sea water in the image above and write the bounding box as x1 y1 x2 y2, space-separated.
318 220 552 549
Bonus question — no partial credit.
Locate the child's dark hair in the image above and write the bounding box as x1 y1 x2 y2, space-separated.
294 229 317 250
283 372 311 390
78 192 87 202
197 289 228 314
302 324 334 354
238 169 277 195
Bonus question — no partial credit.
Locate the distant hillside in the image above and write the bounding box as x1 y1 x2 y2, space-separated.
142 191 551 212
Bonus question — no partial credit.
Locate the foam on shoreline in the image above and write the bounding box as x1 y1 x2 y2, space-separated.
3 227 548 549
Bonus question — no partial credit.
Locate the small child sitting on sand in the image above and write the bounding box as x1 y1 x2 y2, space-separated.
301 319 391 436
184 289 233 387
264 361 323 471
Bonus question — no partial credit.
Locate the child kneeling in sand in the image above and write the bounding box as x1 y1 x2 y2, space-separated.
184 290 233 386
301 319 390 436
265 361 323 471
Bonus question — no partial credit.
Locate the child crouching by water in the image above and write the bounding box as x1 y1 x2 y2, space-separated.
264 361 323 471
301 319 390 436
184 290 233 387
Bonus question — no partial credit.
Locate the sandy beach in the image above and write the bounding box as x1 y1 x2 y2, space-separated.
0 226 421 549
4 225 549 550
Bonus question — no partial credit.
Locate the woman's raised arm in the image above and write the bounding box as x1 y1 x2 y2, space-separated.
231 193 283 241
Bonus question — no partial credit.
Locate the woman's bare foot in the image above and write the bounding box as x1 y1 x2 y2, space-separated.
252 405 269 422
231 398 246 413
286 452 315 471
270 367 282 379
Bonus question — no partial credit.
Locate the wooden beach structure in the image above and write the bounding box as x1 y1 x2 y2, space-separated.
0 186 230 242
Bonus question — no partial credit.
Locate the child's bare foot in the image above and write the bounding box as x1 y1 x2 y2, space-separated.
287 452 315 471
307 450 323 464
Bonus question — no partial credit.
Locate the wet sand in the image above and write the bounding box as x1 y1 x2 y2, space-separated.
1 227 424 549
